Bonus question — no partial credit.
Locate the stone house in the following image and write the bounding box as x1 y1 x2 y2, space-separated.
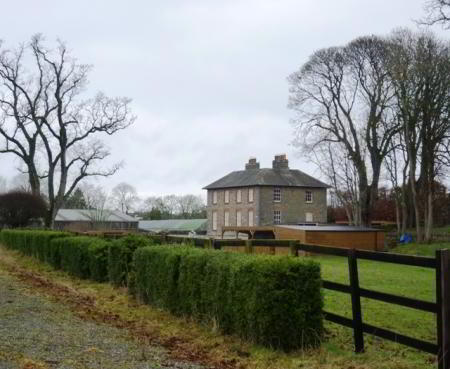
203 154 329 237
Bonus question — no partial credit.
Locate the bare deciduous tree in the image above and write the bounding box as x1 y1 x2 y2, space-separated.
388 29 450 242
420 0 450 28
0 35 135 227
312 142 361 225
111 182 139 214
288 35 399 226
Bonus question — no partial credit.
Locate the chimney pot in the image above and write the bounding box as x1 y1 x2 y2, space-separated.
245 157 260 170
272 154 289 170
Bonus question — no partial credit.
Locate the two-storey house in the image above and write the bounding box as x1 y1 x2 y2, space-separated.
203 154 329 237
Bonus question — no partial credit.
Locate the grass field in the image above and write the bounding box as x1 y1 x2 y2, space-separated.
1 241 448 369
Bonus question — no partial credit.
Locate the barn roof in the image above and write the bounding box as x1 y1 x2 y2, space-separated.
139 219 207 233
203 168 329 190
55 209 138 223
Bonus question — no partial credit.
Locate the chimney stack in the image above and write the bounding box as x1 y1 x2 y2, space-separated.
245 157 260 170
272 154 289 170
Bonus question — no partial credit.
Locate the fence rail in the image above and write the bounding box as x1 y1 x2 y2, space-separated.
147 234 449 368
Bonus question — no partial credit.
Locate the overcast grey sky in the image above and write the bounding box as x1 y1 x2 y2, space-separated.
0 0 445 198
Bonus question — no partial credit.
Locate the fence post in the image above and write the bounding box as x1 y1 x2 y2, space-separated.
245 240 253 254
212 239 220 250
348 248 364 353
437 249 450 369
289 241 298 256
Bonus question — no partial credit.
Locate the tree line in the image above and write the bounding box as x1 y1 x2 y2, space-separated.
288 28 450 242
63 182 206 219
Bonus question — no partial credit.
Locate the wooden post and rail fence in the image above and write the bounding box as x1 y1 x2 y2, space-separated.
146 234 450 368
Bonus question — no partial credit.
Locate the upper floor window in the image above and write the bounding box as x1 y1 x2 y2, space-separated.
237 189 242 203
225 190 230 204
224 211 230 226
274 210 281 224
273 187 281 202
248 188 254 203
305 190 313 203
212 191 217 205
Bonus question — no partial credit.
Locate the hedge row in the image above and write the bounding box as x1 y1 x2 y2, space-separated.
133 246 323 351
0 229 70 265
0 230 153 283
0 230 324 351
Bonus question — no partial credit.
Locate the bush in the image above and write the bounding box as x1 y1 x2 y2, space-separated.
54 236 109 281
108 234 153 287
0 191 47 228
133 246 323 351
0 230 110 282
0 229 69 266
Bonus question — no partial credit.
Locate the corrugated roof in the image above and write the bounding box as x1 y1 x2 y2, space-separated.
276 225 381 232
139 219 207 233
203 168 329 189
55 209 138 223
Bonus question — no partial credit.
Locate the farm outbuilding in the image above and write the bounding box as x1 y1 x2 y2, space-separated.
55 209 138 232
138 219 207 235
222 224 385 251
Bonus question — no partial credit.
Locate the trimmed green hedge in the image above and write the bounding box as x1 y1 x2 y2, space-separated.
53 236 110 281
108 234 153 287
133 246 323 351
0 230 109 282
0 229 69 265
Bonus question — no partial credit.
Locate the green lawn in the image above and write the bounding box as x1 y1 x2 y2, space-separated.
300 241 448 368
392 241 450 257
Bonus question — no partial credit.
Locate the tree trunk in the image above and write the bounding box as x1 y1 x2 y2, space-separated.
424 183 434 243
394 196 401 235
410 175 422 242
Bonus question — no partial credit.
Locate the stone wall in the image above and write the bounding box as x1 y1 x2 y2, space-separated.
258 186 327 226
206 186 327 236
206 187 259 236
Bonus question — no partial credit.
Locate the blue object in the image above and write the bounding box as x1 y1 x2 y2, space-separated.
399 233 413 244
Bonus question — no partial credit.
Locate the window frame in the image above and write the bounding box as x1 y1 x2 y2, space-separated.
273 187 281 202
212 191 217 205
224 210 230 227
248 188 254 203
305 190 313 203
248 209 254 227
273 210 281 224
306 212 314 222
236 210 242 226
237 189 242 203
212 211 217 230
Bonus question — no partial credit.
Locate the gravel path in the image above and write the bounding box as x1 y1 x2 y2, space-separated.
0 267 205 369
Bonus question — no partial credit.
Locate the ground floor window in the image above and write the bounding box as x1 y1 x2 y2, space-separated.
236 210 242 226
212 211 217 230
274 210 281 224
224 211 230 226
248 210 254 227
306 212 313 222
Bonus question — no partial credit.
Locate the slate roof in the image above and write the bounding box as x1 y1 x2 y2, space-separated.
139 219 207 233
55 209 138 223
203 168 329 190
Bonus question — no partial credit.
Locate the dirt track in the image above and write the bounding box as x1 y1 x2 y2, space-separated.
0 265 205 369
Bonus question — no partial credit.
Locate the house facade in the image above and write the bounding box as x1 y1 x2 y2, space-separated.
203 155 328 237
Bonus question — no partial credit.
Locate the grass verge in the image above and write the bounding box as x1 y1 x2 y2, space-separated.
0 244 439 369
